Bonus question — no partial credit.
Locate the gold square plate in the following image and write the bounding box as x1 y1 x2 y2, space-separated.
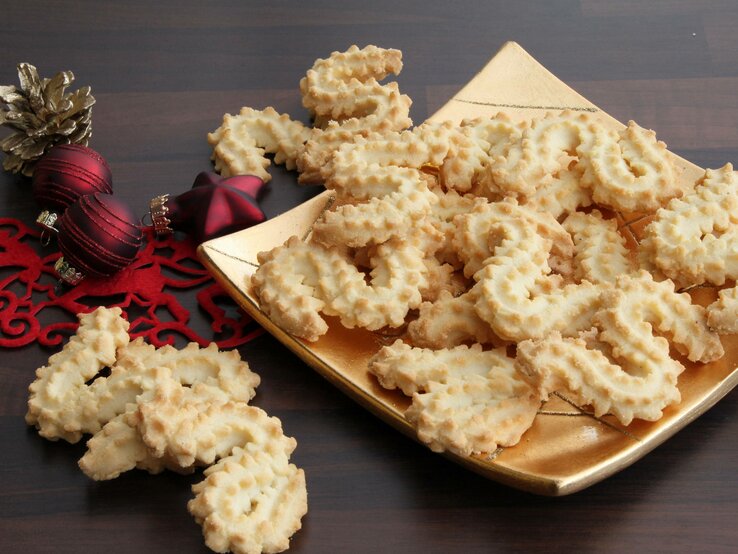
198 42 738 496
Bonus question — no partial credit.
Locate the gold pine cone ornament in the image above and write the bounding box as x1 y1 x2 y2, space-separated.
0 63 95 176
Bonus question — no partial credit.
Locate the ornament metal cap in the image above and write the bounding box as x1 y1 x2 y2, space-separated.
149 194 172 236
54 257 84 285
36 210 59 232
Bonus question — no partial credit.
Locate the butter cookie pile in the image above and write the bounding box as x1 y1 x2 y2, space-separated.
27 307 306 554
211 45 734 459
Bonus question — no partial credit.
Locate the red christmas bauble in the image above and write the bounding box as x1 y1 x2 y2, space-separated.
55 193 142 284
32 144 113 230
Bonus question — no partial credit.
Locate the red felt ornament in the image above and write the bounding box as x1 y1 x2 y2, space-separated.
55 193 142 285
0 217 262 349
149 172 266 244
31 144 113 231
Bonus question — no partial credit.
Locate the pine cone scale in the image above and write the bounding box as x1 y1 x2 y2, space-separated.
18 64 45 114
0 85 23 104
23 138 52 159
43 71 74 111
1 132 29 151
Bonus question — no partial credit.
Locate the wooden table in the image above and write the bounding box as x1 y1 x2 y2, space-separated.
2 2 737 552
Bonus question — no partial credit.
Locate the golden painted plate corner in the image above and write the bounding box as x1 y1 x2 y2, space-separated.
198 41 738 496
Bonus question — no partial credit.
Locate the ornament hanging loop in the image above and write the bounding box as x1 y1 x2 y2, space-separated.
40 230 53 247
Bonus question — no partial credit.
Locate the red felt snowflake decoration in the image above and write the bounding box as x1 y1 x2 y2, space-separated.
0 217 262 348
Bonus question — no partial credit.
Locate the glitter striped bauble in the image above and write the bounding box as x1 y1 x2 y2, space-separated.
55 193 141 284
32 144 112 231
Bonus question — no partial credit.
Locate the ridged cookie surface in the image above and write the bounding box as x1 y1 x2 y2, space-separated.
369 341 540 456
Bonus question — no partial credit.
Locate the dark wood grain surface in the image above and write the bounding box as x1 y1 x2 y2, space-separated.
2 2 738 553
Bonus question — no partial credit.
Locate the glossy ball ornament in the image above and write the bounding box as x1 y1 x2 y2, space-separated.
55 193 142 285
149 172 266 244
32 144 113 231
